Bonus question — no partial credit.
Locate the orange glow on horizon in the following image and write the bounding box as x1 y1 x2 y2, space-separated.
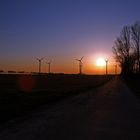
0 54 121 75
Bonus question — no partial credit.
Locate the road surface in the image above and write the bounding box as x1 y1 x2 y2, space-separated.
0 77 140 140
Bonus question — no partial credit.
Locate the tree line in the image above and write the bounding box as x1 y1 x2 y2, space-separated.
113 21 140 75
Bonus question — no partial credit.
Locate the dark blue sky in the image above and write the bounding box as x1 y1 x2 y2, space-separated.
0 0 140 73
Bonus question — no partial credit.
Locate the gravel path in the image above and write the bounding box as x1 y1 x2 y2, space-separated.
0 77 140 140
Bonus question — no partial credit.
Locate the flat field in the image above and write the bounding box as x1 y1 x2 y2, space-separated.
0 74 113 125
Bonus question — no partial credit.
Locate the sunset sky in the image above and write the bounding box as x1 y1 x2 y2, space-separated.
0 0 140 74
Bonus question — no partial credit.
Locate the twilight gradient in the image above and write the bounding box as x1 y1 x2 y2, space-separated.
0 0 140 74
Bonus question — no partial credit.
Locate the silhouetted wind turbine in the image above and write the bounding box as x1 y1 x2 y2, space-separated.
46 60 51 74
105 59 109 75
75 56 84 74
35 57 44 74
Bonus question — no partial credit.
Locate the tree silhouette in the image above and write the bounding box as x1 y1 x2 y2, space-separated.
131 21 140 73
113 21 140 75
113 26 131 75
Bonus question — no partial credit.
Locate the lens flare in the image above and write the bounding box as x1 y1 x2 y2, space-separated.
18 75 36 92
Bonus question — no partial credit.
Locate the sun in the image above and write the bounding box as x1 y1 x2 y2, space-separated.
96 58 106 66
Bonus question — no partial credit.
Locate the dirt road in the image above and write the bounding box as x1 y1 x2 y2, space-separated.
0 77 140 140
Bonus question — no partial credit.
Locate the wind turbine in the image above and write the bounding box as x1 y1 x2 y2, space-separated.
75 56 84 74
46 60 52 74
35 57 44 74
105 59 109 75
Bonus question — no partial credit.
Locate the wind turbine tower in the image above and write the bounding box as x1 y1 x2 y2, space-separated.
75 56 84 75
35 57 44 74
46 60 51 74
105 59 109 75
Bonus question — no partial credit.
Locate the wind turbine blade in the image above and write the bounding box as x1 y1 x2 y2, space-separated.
46 60 51 64
80 56 84 61
35 57 39 61
75 59 80 61
41 57 44 60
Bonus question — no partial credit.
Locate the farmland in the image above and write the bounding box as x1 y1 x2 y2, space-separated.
0 74 113 125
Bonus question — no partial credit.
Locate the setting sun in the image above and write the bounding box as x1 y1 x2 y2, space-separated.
96 58 106 67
